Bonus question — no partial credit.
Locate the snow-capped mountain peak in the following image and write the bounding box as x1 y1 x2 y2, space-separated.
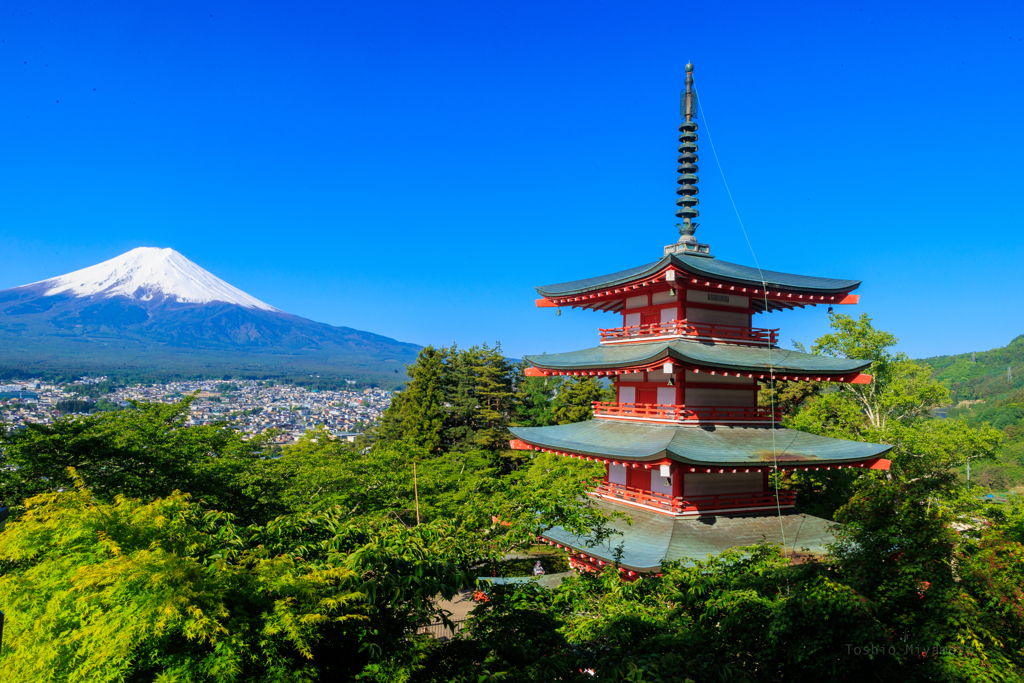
25 247 279 311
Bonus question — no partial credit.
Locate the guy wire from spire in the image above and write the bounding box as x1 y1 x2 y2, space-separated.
694 85 790 562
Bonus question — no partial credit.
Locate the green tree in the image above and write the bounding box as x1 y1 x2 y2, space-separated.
812 313 950 430
513 364 564 428
376 346 448 453
470 343 515 451
0 399 275 523
552 377 614 425
0 477 483 683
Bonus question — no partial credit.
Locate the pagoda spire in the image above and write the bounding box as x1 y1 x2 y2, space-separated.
666 62 710 257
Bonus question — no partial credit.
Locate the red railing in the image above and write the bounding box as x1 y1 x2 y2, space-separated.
599 319 778 346
593 402 783 423
592 481 796 514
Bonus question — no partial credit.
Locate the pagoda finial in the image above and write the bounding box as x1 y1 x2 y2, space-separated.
665 62 711 257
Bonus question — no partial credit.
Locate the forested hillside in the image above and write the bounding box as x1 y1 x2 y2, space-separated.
921 335 1024 488
922 334 1024 403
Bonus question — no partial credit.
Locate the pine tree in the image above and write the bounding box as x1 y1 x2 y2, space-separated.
376 346 448 453
552 377 614 425
443 344 481 451
472 343 516 450
512 362 564 427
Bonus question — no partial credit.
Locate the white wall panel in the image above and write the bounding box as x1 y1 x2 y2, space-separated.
660 307 677 323
650 472 673 495
619 386 636 404
625 313 641 327
625 295 649 309
657 387 676 405
652 290 676 304
609 463 627 485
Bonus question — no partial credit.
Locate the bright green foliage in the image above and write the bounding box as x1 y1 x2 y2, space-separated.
0 475 487 682
813 313 950 430
0 399 274 522
0 481 364 683
764 313 1000 520
266 434 612 548
552 377 614 425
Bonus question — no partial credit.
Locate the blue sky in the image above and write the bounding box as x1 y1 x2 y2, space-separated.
2 0 1022 361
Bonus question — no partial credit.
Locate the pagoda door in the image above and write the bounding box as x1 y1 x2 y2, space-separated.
636 389 658 405
641 312 660 331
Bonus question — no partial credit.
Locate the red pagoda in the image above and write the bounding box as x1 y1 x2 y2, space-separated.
508 63 891 577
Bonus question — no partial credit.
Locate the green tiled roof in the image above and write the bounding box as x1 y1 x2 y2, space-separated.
509 420 891 465
536 252 861 298
543 498 835 572
525 340 871 375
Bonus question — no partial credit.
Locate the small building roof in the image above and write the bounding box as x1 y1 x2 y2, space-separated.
536 252 861 299
509 420 892 465
524 340 871 376
543 498 835 572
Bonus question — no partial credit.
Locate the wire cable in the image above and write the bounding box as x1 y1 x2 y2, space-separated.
696 92 789 556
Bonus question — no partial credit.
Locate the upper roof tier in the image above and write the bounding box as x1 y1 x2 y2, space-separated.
524 339 872 381
540 250 860 299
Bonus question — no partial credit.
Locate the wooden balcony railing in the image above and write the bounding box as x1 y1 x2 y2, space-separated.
599 319 779 346
593 402 783 423
592 481 796 514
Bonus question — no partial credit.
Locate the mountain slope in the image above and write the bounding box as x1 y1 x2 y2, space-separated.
921 334 1024 403
0 248 421 387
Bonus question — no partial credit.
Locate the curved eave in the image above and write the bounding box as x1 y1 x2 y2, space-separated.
539 500 837 573
523 341 872 377
509 421 893 466
535 253 861 300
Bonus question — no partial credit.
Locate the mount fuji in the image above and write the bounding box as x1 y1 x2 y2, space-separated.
0 248 421 386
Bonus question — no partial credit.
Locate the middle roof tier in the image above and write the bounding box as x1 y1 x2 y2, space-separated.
524 339 872 381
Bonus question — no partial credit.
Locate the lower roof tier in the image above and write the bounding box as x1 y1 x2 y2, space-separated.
541 498 835 573
509 420 892 466
524 340 871 379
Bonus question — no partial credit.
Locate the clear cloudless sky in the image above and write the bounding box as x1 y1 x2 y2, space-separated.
2 0 1022 361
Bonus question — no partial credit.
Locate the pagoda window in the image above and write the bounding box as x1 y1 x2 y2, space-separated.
685 307 750 327
618 386 636 403
686 290 749 309
656 387 676 405
684 472 763 497
608 463 627 485
685 387 756 406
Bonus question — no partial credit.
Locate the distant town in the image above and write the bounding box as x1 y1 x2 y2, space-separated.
0 377 392 443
